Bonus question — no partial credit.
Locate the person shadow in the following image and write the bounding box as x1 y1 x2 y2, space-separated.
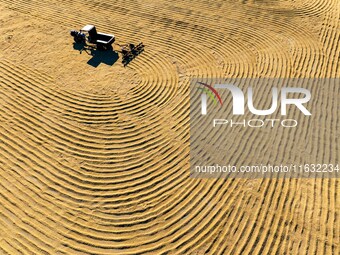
73 43 119 67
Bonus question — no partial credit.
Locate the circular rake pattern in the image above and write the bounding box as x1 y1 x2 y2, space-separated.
0 0 339 254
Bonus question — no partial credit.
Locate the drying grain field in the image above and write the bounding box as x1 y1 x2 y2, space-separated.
0 0 339 254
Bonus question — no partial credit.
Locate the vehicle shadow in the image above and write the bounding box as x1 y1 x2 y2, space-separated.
73 43 119 67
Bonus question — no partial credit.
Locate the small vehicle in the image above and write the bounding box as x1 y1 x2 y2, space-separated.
70 25 115 50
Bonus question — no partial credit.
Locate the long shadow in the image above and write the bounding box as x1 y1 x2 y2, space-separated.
73 43 119 67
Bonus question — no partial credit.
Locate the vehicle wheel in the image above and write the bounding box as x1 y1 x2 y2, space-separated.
74 37 82 43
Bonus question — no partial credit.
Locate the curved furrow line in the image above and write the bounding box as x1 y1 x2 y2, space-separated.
1 141 238 255
259 179 300 255
0 58 189 168
0 111 195 215
0 184 65 254
169 179 248 254
294 0 337 16
0 115 189 205
0 60 176 120
243 180 292 254
219 179 278 254
0 72 247 255
0 202 54 254
319 10 340 78
0 0 338 254
134 0 322 76
0 152 190 244
0 86 170 163
0 67 104 111
1 70 178 149
0 61 118 107
0 138 203 250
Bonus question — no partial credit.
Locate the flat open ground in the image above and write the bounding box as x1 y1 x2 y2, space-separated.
0 0 339 254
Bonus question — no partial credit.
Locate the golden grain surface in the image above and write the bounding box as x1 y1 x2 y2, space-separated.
0 0 339 254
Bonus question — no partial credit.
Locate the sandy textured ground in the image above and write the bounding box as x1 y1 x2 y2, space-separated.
0 0 339 254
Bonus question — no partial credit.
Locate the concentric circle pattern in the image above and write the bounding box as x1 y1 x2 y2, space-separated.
0 0 339 254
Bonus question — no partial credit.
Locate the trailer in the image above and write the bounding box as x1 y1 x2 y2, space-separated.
71 25 115 50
